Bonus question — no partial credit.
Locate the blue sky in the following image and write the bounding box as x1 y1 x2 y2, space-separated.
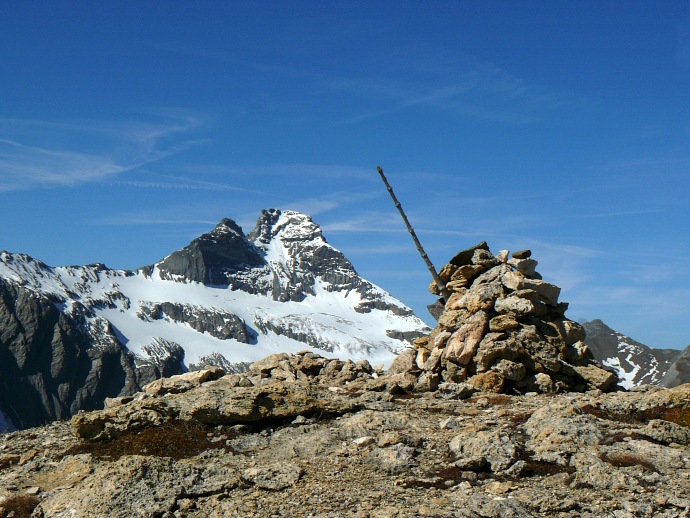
1 1 689 348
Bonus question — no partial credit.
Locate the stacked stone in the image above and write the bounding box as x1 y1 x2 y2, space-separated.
390 242 618 395
246 351 379 387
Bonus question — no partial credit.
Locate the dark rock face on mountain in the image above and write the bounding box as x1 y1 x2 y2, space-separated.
0 209 426 430
157 218 265 285
661 345 690 388
138 302 254 343
582 320 681 388
0 279 169 430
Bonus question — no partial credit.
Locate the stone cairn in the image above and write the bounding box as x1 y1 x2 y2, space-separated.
389 242 619 395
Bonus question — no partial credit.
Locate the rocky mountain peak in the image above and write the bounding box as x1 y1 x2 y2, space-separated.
249 209 324 244
247 208 283 244
213 217 245 236
155 217 264 285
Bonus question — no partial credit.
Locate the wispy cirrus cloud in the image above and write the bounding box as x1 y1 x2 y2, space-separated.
258 54 581 125
578 209 664 219
111 174 257 193
0 111 204 192
321 211 406 233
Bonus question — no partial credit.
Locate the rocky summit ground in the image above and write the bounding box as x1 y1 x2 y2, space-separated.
0 351 689 518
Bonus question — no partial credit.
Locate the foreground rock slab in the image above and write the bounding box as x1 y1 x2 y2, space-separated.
73 378 361 441
0 354 688 517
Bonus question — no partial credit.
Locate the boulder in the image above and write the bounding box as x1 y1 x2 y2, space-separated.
466 371 505 393
250 353 291 374
508 258 539 276
72 380 361 441
573 365 618 391
449 429 518 472
143 367 225 396
489 314 519 332
511 249 532 259
449 242 490 267
387 348 417 375
494 296 537 317
443 311 490 365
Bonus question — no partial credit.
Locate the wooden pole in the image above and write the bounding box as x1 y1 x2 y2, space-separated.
376 166 451 301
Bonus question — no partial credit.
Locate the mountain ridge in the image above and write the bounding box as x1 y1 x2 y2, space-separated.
0 209 429 430
582 319 685 388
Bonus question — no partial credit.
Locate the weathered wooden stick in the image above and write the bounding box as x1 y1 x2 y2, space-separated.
376 166 451 301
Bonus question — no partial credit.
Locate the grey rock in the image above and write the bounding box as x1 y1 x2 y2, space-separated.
449 241 490 267
492 359 526 381
660 343 690 388
507 257 539 276
444 310 490 365
449 429 517 472
352 436 376 447
387 348 417 375
519 278 561 305
249 353 291 374
511 249 532 259
572 364 618 391
241 463 304 490
367 443 417 474
435 382 476 400
459 494 532 518
495 250 510 263
138 302 253 342
37 455 240 517
524 403 603 464
439 416 462 429
640 419 690 445
471 249 500 269
489 314 519 332
462 281 504 313
143 367 225 396
72 379 361 441
494 295 537 316
414 371 440 392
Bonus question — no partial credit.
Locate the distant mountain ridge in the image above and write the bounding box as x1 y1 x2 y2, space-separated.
582 319 686 388
0 209 428 430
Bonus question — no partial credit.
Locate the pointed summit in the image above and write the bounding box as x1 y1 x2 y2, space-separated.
247 208 283 244
156 218 265 285
248 209 324 244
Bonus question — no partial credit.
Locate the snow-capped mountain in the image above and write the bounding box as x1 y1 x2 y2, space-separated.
0 209 428 430
581 319 681 389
